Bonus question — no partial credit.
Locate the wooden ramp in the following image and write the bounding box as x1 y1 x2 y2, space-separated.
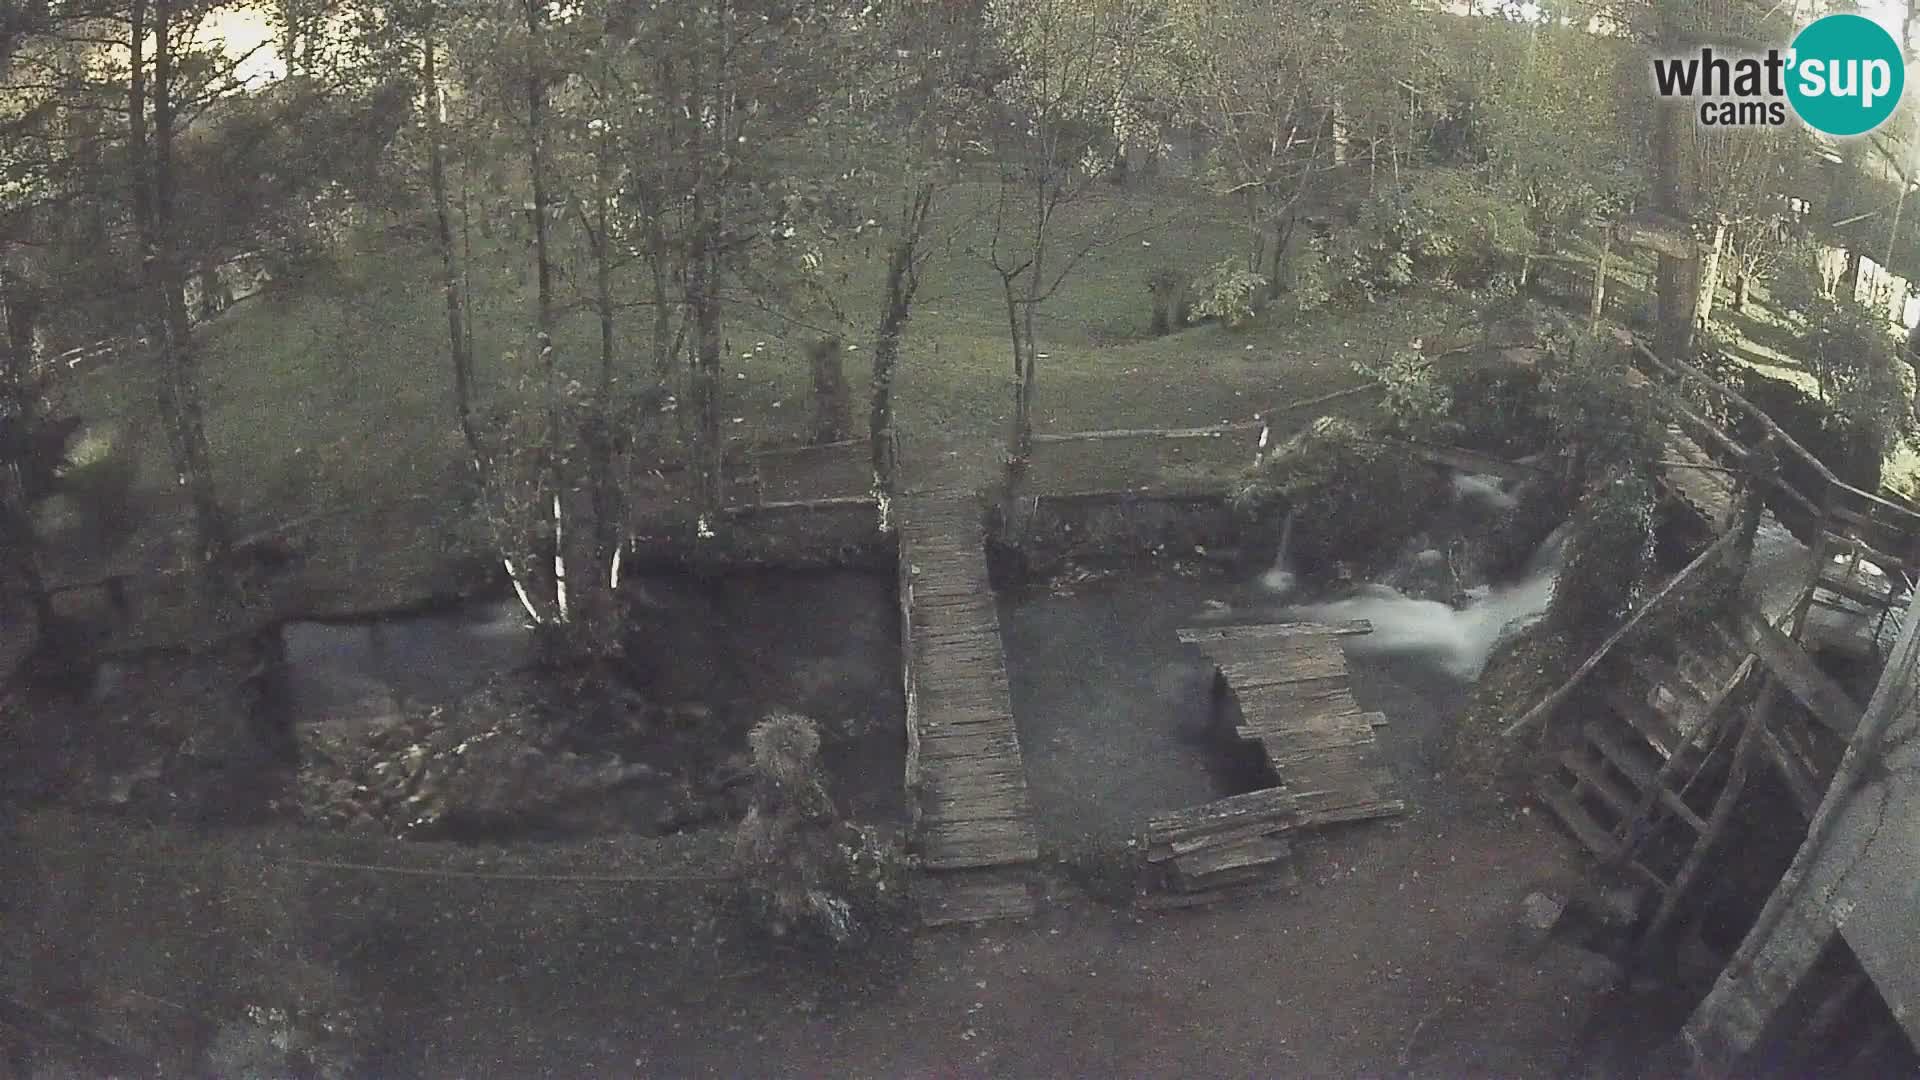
1177 621 1406 828
899 492 1038 925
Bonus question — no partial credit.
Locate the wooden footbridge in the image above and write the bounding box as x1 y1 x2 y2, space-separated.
1135 621 1407 906
898 490 1041 925
1178 621 1404 828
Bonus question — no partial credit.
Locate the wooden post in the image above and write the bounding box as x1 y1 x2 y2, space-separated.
1639 682 1776 950
1590 237 1612 333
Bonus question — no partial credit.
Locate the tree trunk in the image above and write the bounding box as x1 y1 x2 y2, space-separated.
683 93 721 515
1652 1 1698 359
1269 209 1297 299
869 183 933 491
524 0 573 632
1733 272 1750 313
1694 219 1727 328
808 337 848 444
1590 236 1612 333
423 26 482 467
134 0 232 606
0 275 52 628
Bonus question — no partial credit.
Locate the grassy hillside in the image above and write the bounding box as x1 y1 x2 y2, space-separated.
56 180 1448 564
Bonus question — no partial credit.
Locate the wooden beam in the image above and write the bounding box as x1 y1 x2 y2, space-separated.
1734 603 1863 737
1635 341 1920 528
1504 524 1747 738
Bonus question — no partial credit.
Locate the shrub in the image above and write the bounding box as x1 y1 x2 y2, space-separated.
1436 363 1552 456
1546 471 1657 647
1336 169 1535 297
1537 334 1664 484
1189 258 1268 329
1353 341 1452 439
734 712 907 946
1231 417 1441 575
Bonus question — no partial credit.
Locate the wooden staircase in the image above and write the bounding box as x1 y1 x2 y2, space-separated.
1534 623 1753 906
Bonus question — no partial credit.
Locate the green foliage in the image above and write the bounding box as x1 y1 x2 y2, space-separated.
735 712 908 947
1546 472 1656 646
1232 417 1440 573
1352 341 1451 438
1748 241 1919 491
1190 258 1267 329
1435 363 1551 457
1537 334 1664 482
1334 169 1535 298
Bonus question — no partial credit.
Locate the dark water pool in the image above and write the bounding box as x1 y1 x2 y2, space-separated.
278 570 908 827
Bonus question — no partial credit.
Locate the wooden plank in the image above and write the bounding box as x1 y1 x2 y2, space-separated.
1534 777 1620 858
1147 817 1296 862
1296 798 1407 827
1177 620 1373 643
920 829 1039 869
1235 682 1363 719
916 734 1022 764
1144 787 1298 844
1558 748 1638 822
1171 836 1290 879
1139 868 1300 910
1734 603 1863 737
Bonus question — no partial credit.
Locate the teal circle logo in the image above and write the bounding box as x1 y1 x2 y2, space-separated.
1787 14 1905 136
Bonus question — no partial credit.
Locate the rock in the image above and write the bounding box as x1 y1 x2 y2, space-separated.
1520 890 1567 935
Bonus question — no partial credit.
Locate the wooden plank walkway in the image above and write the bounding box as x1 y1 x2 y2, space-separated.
1178 622 1405 828
899 492 1038 885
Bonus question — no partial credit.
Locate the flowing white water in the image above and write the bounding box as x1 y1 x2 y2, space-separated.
1259 509 1300 595
1450 471 1519 511
1282 523 1571 681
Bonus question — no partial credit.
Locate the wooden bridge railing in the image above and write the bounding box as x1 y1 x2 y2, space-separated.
1632 340 1920 583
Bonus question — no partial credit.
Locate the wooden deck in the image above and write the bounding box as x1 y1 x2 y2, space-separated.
899 491 1038 922
1178 621 1406 829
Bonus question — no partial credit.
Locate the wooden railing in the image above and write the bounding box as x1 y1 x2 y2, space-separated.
1632 339 1920 583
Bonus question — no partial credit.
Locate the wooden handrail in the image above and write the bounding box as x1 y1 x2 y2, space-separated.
1633 340 1920 527
1502 523 1747 739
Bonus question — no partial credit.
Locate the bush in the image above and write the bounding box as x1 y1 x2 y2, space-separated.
1353 341 1451 439
1334 169 1535 297
1546 472 1656 646
734 712 908 946
1436 363 1552 456
1537 334 1665 484
1189 258 1268 329
1231 417 1442 575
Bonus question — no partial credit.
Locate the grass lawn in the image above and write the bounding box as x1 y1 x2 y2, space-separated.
52 179 1455 620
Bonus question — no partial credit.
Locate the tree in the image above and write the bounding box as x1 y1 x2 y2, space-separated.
1167 0 1340 289
128 0 245 607
984 0 1171 475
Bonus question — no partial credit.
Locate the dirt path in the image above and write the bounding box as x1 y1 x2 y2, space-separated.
8 788 1604 1077
421 800 1599 1077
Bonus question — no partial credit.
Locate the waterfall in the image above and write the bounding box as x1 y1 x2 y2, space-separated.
1284 524 1570 681
1259 509 1299 595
